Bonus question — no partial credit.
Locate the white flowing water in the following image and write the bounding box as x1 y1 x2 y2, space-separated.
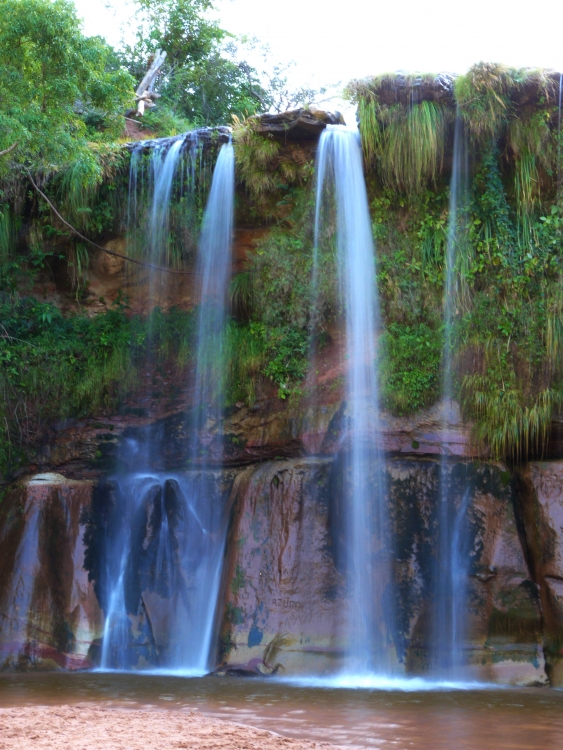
432 114 472 675
100 139 235 673
192 142 235 430
314 125 394 675
148 139 184 268
99 471 228 672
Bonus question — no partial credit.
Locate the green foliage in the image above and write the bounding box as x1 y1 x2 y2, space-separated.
0 0 134 173
381 323 443 414
362 105 563 461
226 321 308 403
53 145 127 235
455 63 554 140
0 300 194 476
462 378 560 461
141 105 194 137
348 74 452 194
225 203 317 404
229 271 255 320
508 112 554 243
233 119 281 202
251 229 313 330
360 99 450 194
120 0 265 127
232 117 314 216
162 52 264 126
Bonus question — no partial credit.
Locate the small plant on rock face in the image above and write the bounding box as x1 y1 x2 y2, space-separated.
232 116 281 204
232 115 314 218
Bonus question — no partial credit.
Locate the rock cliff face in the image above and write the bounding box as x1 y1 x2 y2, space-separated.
2 113 563 686
218 456 546 685
0 474 101 670
0 430 559 685
514 462 563 685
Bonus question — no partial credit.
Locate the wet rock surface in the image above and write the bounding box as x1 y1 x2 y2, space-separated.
0 474 102 670
514 461 563 685
219 459 344 676
255 108 346 140
218 456 545 684
1 418 561 685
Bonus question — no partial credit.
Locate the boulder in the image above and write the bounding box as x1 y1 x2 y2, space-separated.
255 108 346 141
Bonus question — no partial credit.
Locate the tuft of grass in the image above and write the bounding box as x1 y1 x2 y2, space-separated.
225 322 268 406
455 63 555 140
229 271 256 321
232 116 281 203
508 112 554 244
462 376 561 461
232 115 313 216
357 98 450 194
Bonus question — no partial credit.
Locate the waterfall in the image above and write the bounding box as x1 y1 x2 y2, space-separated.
99 471 229 672
100 140 235 674
315 125 394 675
432 114 472 675
148 138 185 268
192 142 235 435
174 140 235 671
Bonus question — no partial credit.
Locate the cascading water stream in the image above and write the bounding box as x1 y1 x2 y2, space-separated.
432 113 472 676
148 139 185 265
177 141 235 672
314 125 394 676
192 141 235 434
100 138 235 673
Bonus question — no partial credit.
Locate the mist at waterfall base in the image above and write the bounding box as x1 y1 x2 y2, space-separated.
99 141 235 675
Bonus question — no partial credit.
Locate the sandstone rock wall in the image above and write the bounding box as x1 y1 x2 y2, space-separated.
0 456 558 685
514 462 563 685
218 456 547 685
0 474 102 670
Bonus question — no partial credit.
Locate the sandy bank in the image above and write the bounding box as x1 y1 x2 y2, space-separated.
0 704 345 750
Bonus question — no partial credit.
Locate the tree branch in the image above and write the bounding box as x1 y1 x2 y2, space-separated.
0 142 18 158
27 171 199 276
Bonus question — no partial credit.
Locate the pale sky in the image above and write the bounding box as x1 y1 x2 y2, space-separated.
75 0 563 96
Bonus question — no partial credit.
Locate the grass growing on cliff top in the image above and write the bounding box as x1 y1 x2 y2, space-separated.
358 99 450 194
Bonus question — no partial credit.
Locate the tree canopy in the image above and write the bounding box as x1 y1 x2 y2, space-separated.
120 0 267 126
0 0 134 174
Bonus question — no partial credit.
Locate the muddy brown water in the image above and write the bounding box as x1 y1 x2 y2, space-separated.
0 672 561 749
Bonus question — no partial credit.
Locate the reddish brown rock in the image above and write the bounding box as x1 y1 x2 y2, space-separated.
218 459 345 675
0 474 103 670
219 457 545 684
514 461 563 685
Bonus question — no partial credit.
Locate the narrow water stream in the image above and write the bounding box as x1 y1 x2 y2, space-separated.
0 673 560 749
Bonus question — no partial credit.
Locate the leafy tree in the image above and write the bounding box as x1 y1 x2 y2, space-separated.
120 0 267 125
0 0 134 174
